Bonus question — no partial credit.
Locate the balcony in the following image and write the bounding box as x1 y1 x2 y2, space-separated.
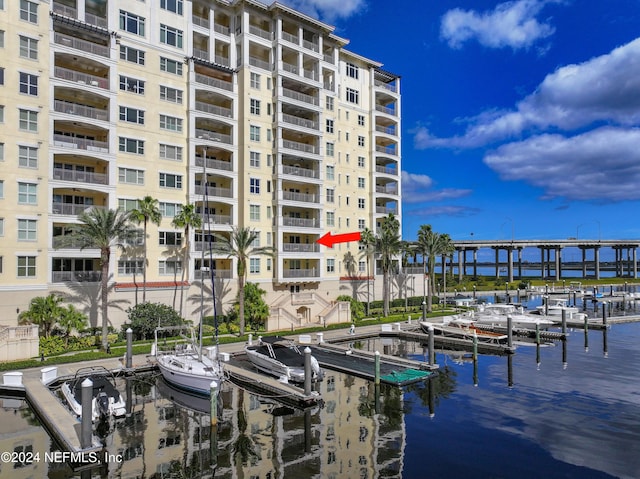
52 271 101 282
249 57 271 70
375 104 397 116
54 33 109 58
54 99 109 122
195 269 232 279
282 244 320 253
281 31 299 44
53 134 109 153
282 164 319 179
302 69 319 81
195 73 233 92
192 14 209 29
249 25 272 40
282 140 319 155
282 88 319 106
54 66 108 89
53 167 108 185
375 124 397 136
52 202 105 215
281 217 319 228
52 3 107 28
195 156 233 172
376 184 399 195
195 129 233 145
303 40 319 53
194 185 233 198
214 24 230 36
376 145 398 156
52 236 85 248
376 165 398 175
282 114 318 130
282 268 319 278
195 101 232 118
376 206 398 215
282 191 319 203
375 80 398 94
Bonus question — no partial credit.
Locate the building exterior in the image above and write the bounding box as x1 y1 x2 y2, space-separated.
0 0 402 332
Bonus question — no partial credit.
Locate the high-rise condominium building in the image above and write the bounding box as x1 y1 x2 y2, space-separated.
0 0 401 330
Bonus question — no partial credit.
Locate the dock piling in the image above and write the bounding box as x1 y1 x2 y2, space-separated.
507 315 513 348
428 326 435 365
210 379 219 426
561 309 567 334
80 378 93 449
374 351 381 385
126 328 133 369
602 302 608 326
304 347 312 395
472 332 478 361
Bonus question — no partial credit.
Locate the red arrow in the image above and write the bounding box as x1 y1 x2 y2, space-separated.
317 231 362 248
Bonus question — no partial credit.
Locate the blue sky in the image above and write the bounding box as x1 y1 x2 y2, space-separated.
275 0 640 242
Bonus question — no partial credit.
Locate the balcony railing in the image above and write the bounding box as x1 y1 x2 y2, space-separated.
282 88 319 106
52 236 86 248
376 165 398 175
195 269 232 279
375 104 397 116
303 40 319 52
195 129 233 145
376 206 397 215
376 185 399 195
282 217 319 228
282 164 319 179
282 244 320 253
214 55 230 67
249 57 271 70
282 140 319 155
54 33 109 57
375 125 397 136
195 156 233 172
194 185 233 198
283 268 319 278
282 62 298 75
375 80 398 93
376 145 397 155
303 69 319 81
282 191 319 203
249 25 272 40
54 66 108 89
281 32 299 44
53 167 108 185
193 48 209 60
53 134 109 152
323 53 334 63
282 114 318 130
195 101 232 118
52 4 107 28
52 271 101 282
54 99 109 121
52 203 105 215
214 24 230 35
195 73 233 91
192 15 209 28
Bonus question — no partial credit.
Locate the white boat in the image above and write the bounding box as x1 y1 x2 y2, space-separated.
472 303 555 329
535 297 581 318
60 366 126 421
419 319 508 345
153 326 225 396
245 336 322 383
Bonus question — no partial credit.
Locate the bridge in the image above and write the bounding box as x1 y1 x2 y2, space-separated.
447 239 640 282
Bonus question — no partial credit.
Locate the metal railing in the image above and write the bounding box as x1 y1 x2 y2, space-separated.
53 167 108 185
195 269 232 279
195 129 232 144
52 271 101 282
282 113 318 130
282 63 298 74
375 124 397 135
249 25 272 40
52 236 86 248
192 15 209 28
195 73 233 91
54 66 108 89
376 165 398 175
282 217 318 228
282 140 318 154
52 203 105 215
376 206 397 215
193 48 209 60
376 145 397 155
283 268 319 278
85 12 107 28
249 57 271 70
195 101 232 118
214 55 230 67
303 40 319 52
376 185 399 194
53 134 109 152
282 164 319 179
194 185 233 198
54 33 109 57
375 80 398 93
375 104 397 116
282 88 319 106
303 69 319 81
54 99 108 121
52 3 77 17
323 53 334 63
282 244 320 253
282 191 319 203
195 156 233 172
281 31 299 44
214 24 230 35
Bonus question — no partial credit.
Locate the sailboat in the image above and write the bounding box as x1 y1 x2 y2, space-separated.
153 150 224 395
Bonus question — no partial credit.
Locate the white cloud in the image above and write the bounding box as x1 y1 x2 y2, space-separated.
404 205 482 218
441 0 557 50
266 0 366 22
402 171 471 203
417 37 640 149
484 126 640 201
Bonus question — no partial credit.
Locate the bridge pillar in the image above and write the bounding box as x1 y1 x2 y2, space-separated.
495 248 500 279
581 247 587 278
594 246 601 280
555 247 562 281
634 248 638 279
539 247 545 278
457 248 464 282
473 248 478 279
507 247 514 283
517 248 523 279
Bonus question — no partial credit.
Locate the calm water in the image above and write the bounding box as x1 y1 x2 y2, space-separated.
1 312 639 478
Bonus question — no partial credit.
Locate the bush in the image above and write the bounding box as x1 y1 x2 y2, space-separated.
336 295 365 320
123 302 184 340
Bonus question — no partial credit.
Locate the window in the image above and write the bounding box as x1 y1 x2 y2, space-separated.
345 175 350 185
326 142 334 157
160 86 182 103
160 144 183 161
19 72 37 95
0 106 3 123
119 137 144 154
249 204 260 221
249 178 260 194
326 119 334 133
0 218 3 236
358 177 365 189
326 96 334 111
119 75 145 94
249 258 260 274
250 125 260 142
161 0 183 14
119 106 145 124
118 167 144 185
160 202 181 217
326 211 335 227
358 136 365 147
358 219 366 230
250 99 260 115
0 144 3 161
19 36 37 60
0 68 3 85
346 62 359 79
346 88 359 104
120 45 145 65
159 173 182 189
18 182 38 205
17 218 37 241
345 132 350 142
120 11 145 36
18 146 37 168
160 114 182 132
0 30 3 48
326 165 335 181
326 258 335 273
358 198 366 209
160 24 183 48
250 151 260 168
118 198 139 211
20 0 37 23
159 231 182 246
326 188 334 203
118 260 143 275
19 109 37 132
17 256 36 277
358 115 365 126
160 57 182 75
358 156 365 168
159 260 182 275
250 72 260 89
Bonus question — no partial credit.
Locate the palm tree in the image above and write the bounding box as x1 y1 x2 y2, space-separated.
68 208 135 350
343 251 358 300
415 225 455 313
376 214 402 317
172 203 202 318
18 293 64 338
359 227 376 315
58 304 88 346
212 226 274 336
130 196 162 302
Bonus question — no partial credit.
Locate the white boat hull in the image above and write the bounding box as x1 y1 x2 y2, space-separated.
156 352 223 395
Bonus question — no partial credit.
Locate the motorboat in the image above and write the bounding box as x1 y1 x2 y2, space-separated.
472 303 555 329
245 336 323 383
535 297 581 318
153 326 225 396
420 319 508 345
60 366 126 421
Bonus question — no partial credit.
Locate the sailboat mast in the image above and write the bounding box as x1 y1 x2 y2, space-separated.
198 147 207 361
